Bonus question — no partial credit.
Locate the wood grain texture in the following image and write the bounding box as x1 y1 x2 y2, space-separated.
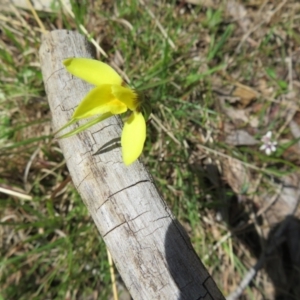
39 30 225 300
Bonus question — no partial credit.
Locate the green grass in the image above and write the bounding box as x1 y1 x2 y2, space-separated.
1 0 300 299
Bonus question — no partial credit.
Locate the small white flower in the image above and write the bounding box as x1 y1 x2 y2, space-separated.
260 131 277 155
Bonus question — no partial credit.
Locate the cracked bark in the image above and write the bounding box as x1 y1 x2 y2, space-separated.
39 30 225 300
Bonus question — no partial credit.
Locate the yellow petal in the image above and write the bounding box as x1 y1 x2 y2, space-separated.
73 85 127 119
121 112 146 165
111 85 138 111
63 58 122 86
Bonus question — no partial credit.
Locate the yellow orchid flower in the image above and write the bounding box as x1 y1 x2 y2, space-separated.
57 58 150 166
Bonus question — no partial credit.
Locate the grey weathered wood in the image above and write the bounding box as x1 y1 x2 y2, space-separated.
39 30 225 300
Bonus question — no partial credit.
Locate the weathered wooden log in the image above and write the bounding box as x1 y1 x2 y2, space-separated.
39 30 225 300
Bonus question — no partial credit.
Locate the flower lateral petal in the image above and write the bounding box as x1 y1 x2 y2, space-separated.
121 112 146 166
72 85 127 119
63 58 122 86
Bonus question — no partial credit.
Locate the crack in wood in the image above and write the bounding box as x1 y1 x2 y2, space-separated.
96 179 151 211
107 179 151 197
103 220 127 237
75 172 92 189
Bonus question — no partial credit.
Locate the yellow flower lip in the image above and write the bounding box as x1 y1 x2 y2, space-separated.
58 58 148 166
111 85 138 111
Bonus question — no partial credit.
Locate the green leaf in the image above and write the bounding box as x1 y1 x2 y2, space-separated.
186 64 226 86
57 113 113 139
